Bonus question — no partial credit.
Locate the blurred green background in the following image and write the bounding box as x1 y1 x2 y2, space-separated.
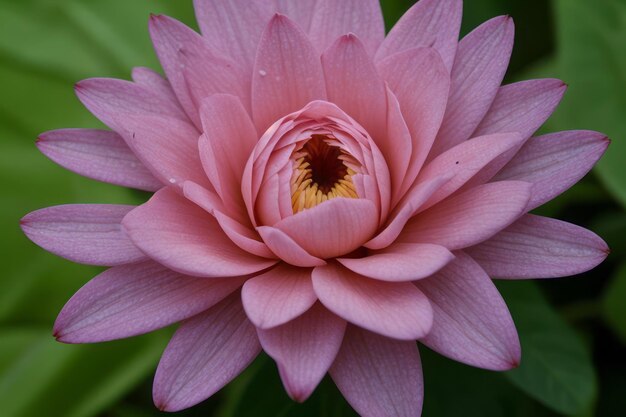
1 0 625 416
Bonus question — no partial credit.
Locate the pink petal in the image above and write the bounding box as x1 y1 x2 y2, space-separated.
257 226 326 267
431 16 515 157
365 175 450 250
338 243 454 282
416 252 521 370
275 0 317 32
148 15 207 127
258 303 346 402
400 181 532 250
417 132 524 211
312 263 432 340
321 34 386 142
242 264 317 329
21 204 145 266
494 130 610 210
131 66 180 106
378 47 451 199
384 88 413 205
123 187 276 278
119 115 208 189
274 198 378 259
183 182 273 258
330 326 423 417
376 0 463 71
474 78 567 139
54 261 245 343
308 0 384 55
466 214 609 279
37 129 161 192
198 94 258 214
252 14 326 133
179 44 250 114
75 78 188 132
192 0 273 71
153 293 261 411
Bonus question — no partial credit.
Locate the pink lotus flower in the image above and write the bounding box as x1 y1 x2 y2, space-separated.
21 0 609 415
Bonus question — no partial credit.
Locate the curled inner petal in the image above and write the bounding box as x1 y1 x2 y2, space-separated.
290 135 359 213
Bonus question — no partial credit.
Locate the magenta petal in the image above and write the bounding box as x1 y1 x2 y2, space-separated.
474 78 567 139
21 204 145 266
378 47 451 198
257 226 326 267
308 0 384 55
338 243 454 282
54 261 245 343
416 252 521 370
192 0 273 71
466 214 609 279
322 34 387 142
123 187 276 278
242 264 317 329
330 326 423 417
274 198 378 259
153 293 261 411
37 129 161 192
494 130 610 210
376 0 462 70
258 303 346 402
252 14 326 133
312 263 432 340
400 181 532 250
431 16 515 157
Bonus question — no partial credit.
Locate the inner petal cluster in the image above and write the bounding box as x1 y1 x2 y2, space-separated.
291 135 359 213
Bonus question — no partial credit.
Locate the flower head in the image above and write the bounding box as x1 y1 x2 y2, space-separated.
22 0 609 415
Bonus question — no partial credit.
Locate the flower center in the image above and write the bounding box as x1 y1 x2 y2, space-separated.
291 135 358 213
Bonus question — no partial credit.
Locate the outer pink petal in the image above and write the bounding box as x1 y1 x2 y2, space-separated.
473 78 567 139
338 243 454 282
37 129 161 192
257 303 346 402
153 293 261 412
365 175 450 250
308 0 384 55
275 0 317 32
378 47 451 198
322 34 386 142
274 198 378 259
416 252 521 370
400 181 532 250
466 214 609 279
198 94 258 214
242 264 317 329
131 66 178 104
54 261 245 343
21 204 145 266
148 15 207 127
431 16 515 157
312 263 432 340
119 115 208 189
384 88 413 205
123 187 276 278
376 0 462 71
330 326 424 417
257 226 326 267
192 0 273 71
183 182 274 258
252 14 327 133
417 132 524 211
75 78 188 132
494 130 610 210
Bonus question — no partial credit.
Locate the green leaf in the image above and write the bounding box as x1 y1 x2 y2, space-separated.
603 263 626 344
499 281 597 414
553 0 626 208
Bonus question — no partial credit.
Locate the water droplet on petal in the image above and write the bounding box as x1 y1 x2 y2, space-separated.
168 178 176 184
259 69 267 77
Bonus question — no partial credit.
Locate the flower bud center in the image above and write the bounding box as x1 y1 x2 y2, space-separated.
291 135 358 213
